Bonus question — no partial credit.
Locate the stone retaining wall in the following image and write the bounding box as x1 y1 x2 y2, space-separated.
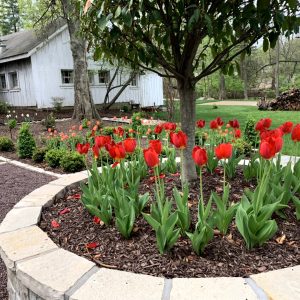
0 170 299 300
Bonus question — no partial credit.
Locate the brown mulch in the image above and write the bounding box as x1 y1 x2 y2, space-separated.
0 163 56 300
39 168 300 278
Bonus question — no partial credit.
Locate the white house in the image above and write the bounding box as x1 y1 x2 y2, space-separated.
0 24 163 108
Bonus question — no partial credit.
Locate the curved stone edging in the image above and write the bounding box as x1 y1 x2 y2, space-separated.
0 169 299 300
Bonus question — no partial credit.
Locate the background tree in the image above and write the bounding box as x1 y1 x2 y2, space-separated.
82 0 299 182
0 0 22 35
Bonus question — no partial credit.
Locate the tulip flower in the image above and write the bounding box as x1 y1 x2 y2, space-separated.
234 129 241 139
92 144 100 159
216 117 224 127
76 143 90 155
229 119 240 129
154 124 163 134
255 118 272 132
143 147 159 168
113 126 124 137
192 146 208 167
210 119 218 129
163 122 177 131
95 135 112 148
280 121 293 134
149 139 162 154
123 138 137 153
215 143 233 160
108 142 126 161
291 124 300 142
259 140 276 160
170 131 187 149
196 119 205 128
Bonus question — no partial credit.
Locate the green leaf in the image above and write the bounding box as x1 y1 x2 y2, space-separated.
262 38 269 52
143 213 160 231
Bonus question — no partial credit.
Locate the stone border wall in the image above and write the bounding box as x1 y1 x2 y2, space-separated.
0 170 299 300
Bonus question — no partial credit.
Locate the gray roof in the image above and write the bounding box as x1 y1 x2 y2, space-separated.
0 30 42 60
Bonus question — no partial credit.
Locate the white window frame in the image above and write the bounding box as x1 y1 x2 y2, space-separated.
0 73 7 90
61 70 74 85
8 71 19 90
88 70 95 85
98 70 110 84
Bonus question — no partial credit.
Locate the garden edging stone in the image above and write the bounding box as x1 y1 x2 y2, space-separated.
0 169 299 300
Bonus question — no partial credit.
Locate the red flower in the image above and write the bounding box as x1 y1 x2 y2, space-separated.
163 122 177 131
154 124 163 134
215 143 233 160
170 131 188 149
280 121 293 134
123 138 137 153
216 117 224 127
95 135 111 148
76 143 90 155
143 147 159 168
260 141 276 159
93 216 101 224
192 146 208 167
259 133 283 159
51 220 60 228
86 242 99 249
149 140 162 154
234 129 241 139
255 118 272 132
108 142 126 161
229 119 240 129
291 124 300 142
105 140 115 152
92 144 99 159
210 119 218 129
113 126 124 137
111 162 120 168
196 119 206 128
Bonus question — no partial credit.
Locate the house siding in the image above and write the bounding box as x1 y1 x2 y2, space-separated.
0 59 36 107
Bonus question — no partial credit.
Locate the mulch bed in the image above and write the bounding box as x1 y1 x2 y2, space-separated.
39 167 300 278
0 163 56 300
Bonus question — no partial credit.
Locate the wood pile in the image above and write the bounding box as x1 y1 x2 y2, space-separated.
268 89 300 111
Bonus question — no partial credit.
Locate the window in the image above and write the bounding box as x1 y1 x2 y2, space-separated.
88 70 95 85
0 74 6 90
130 74 138 87
61 70 74 84
98 70 110 84
9 72 18 89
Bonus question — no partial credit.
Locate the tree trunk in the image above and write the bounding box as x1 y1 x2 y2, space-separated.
218 73 226 100
60 0 100 120
275 39 280 98
177 78 197 182
240 57 248 100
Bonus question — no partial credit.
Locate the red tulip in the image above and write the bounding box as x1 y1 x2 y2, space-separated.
234 129 241 139
95 135 111 148
108 142 126 161
196 119 206 128
163 122 177 131
143 147 159 168
113 126 124 137
210 119 218 129
104 140 115 152
149 140 162 154
170 131 188 149
93 216 101 224
259 141 275 159
292 124 300 142
92 144 99 159
215 143 233 160
192 146 208 167
216 117 224 127
259 133 283 159
154 124 163 134
229 119 240 129
123 138 137 153
280 121 293 134
76 143 90 155
255 118 272 132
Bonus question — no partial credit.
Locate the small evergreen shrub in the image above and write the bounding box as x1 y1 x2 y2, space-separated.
0 136 14 151
131 112 142 130
42 113 56 130
0 100 10 114
244 116 258 147
32 147 47 163
17 123 36 158
233 139 252 156
45 148 66 168
60 151 85 173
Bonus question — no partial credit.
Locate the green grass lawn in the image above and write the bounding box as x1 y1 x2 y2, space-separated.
154 105 300 156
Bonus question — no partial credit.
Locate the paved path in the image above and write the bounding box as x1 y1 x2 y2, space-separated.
198 100 258 106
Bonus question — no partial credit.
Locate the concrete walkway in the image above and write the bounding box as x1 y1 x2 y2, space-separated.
198 100 258 106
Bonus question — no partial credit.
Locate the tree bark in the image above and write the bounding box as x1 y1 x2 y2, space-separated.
177 78 197 182
60 0 100 120
275 39 280 98
218 73 226 100
240 56 248 100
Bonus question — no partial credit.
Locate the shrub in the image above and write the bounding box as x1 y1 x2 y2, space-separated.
52 97 64 112
101 126 115 136
42 113 56 131
233 139 252 156
17 123 36 158
81 118 89 129
0 136 14 151
212 105 218 109
60 151 85 173
7 119 17 139
45 148 66 168
131 112 142 130
244 116 258 147
32 147 47 163
0 100 10 114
